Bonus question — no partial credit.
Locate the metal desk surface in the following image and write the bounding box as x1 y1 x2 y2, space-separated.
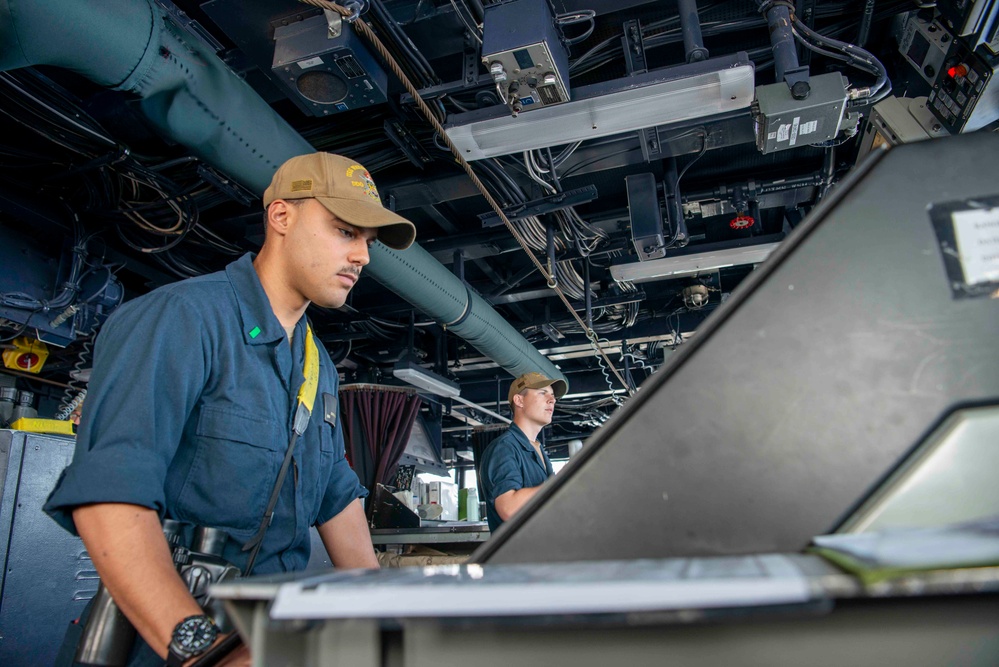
210 555 999 667
370 521 490 545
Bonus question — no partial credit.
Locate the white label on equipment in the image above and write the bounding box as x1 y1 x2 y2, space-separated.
799 120 818 135
768 131 777 140
297 57 324 69
953 206 999 285
789 117 800 146
776 124 791 142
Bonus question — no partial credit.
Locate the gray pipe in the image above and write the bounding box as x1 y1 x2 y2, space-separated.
677 0 708 63
0 0 565 385
758 0 809 97
372 243 564 380
761 3 797 82
1 0 311 190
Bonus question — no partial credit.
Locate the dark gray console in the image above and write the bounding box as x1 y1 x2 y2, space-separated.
0 430 95 667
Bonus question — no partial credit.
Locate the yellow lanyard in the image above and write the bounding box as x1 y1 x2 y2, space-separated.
292 323 320 435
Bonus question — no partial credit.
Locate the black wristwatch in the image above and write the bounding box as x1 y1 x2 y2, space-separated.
166 614 218 667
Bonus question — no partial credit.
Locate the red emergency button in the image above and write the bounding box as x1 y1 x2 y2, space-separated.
947 63 969 79
16 352 40 370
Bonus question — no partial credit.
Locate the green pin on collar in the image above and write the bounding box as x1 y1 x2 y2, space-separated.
249 326 261 339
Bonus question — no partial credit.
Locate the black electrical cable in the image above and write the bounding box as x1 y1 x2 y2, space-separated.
191 225 244 255
0 67 252 271
1 231 92 314
576 8 790 78
0 71 115 151
793 32 876 85
150 251 199 279
822 1 913 43
449 0 483 45
369 0 440 87
482 158 528 203
149 155 200 172
551 142 582 168
400 0 428 25
556 10 596 46
479 155 597 282
663 130 708 248
0 320 30 343
791 17 888 94
560 146 641 179
857 0 876 47
544 147 562 191
568 33 621 75
474 160 520 206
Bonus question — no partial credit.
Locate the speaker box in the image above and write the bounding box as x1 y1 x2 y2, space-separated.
271 14 388 117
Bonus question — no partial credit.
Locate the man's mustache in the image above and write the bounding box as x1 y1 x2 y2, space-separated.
339 266 362 279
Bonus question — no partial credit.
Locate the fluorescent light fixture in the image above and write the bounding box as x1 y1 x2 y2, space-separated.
392 360 461 398
610 242 780 283
444 55 755 160
453 394 511 424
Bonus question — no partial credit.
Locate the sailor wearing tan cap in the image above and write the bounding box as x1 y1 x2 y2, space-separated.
479 372 568 532
45 153 415 667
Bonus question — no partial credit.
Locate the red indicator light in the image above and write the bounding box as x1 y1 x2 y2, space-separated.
948 64 969 78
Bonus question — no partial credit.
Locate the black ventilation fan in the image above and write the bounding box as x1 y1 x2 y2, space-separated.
271 14 388 116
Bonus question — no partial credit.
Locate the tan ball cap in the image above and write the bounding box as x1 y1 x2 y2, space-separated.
508 372 568 404
263 152 416 250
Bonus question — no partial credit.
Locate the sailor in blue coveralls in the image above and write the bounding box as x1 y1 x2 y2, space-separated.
480 372 568 532
44 153 416 667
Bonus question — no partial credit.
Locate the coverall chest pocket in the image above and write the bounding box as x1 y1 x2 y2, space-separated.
178 406 285 533
320 393 341 456
311 393 343 518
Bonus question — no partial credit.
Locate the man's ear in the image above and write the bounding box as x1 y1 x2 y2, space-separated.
266 200 294 236
512 393 523 410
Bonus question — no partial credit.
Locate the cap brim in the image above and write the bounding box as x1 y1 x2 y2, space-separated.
315 196 416 250
527 378 568 399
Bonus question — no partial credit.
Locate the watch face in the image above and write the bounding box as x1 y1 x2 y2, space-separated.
173 615 217 652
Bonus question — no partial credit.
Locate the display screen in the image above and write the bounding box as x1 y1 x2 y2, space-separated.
513 48 534 70
906 32 930 66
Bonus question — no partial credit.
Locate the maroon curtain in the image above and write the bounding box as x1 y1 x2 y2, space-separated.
340 385 422 492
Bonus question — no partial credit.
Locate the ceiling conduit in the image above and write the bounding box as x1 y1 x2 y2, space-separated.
0 0 566 385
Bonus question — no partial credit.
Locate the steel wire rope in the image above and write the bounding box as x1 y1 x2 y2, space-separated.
300 0 633 395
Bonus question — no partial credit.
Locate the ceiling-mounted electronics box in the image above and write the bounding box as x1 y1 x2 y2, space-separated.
271 14 388 116
481 0 570 114
625 173 666 261
753 72 850 153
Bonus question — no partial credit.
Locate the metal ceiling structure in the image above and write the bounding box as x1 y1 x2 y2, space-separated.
1 0 996 453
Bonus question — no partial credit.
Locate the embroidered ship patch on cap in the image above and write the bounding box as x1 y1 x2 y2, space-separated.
345 165 381 202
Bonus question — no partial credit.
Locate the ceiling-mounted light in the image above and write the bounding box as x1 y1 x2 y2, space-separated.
392 359 461 398
444 54 755 160
610 240 781 283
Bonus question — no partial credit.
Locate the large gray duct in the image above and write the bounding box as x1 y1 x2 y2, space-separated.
0 0 564 384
